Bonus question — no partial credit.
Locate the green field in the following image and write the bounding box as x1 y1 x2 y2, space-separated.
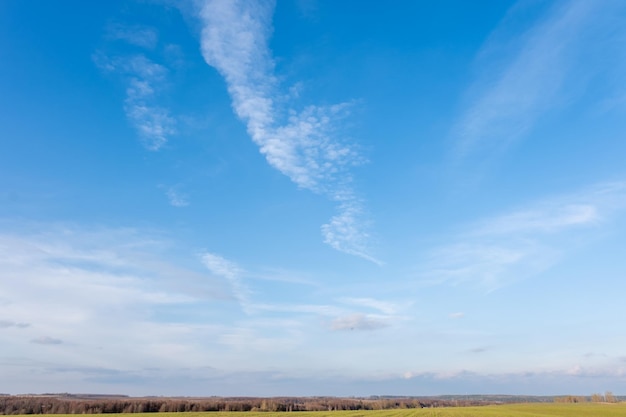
17 405 626 417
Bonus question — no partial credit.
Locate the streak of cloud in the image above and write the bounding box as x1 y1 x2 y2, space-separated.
94 40 176 150
200 252 251 312
195 0 378 263
470 181 626 237
253 303 343 316
419 181 626 289
453 0 626 162
339 297 397 315
454 0 591 158
0 224 238 390
322 199 381 265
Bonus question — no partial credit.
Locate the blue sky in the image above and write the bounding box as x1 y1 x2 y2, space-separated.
2 0 626 396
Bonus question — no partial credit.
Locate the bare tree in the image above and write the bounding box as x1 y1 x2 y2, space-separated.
605 391 616 403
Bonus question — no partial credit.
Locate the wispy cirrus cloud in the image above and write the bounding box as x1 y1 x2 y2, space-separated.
322 199 381 265
95 53 176 150
195 0 378 263
470 181 626 237
253 302 342 316
339 297 398 315
423 241 556 290
474 203 598 236
164 186 189 207
0 224 241 390
453 0 626 161
254 296 402 333
419 181 626 289
95 22 177 151
200 252 251 312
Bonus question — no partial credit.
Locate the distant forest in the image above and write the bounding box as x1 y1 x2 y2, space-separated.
0 393 621 415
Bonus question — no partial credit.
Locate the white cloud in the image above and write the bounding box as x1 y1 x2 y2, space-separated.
122 56 176 150
253 302 343 317
475 204 598 236
322 200 382 265
339 297 397 315
200 252 251 312
330 313 389 331
0 228 219 315
0 224 245 393
201 252 240 279
449 312 465 319
252 298 403 324
424 242 557 290
165 187 189 207
471 181 626 237
419 181 626 289
254 297 406 332
125 103 175 150
246 267 318 287
453 0 622 160
195 0 377 262
94 51 176 150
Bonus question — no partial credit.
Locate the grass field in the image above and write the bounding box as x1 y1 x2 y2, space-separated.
19 404 626 417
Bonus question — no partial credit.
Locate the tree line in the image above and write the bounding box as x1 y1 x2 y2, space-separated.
554 391 618 404
0 395 496 414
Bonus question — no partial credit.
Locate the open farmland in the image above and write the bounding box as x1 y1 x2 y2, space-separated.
12 405 626 417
